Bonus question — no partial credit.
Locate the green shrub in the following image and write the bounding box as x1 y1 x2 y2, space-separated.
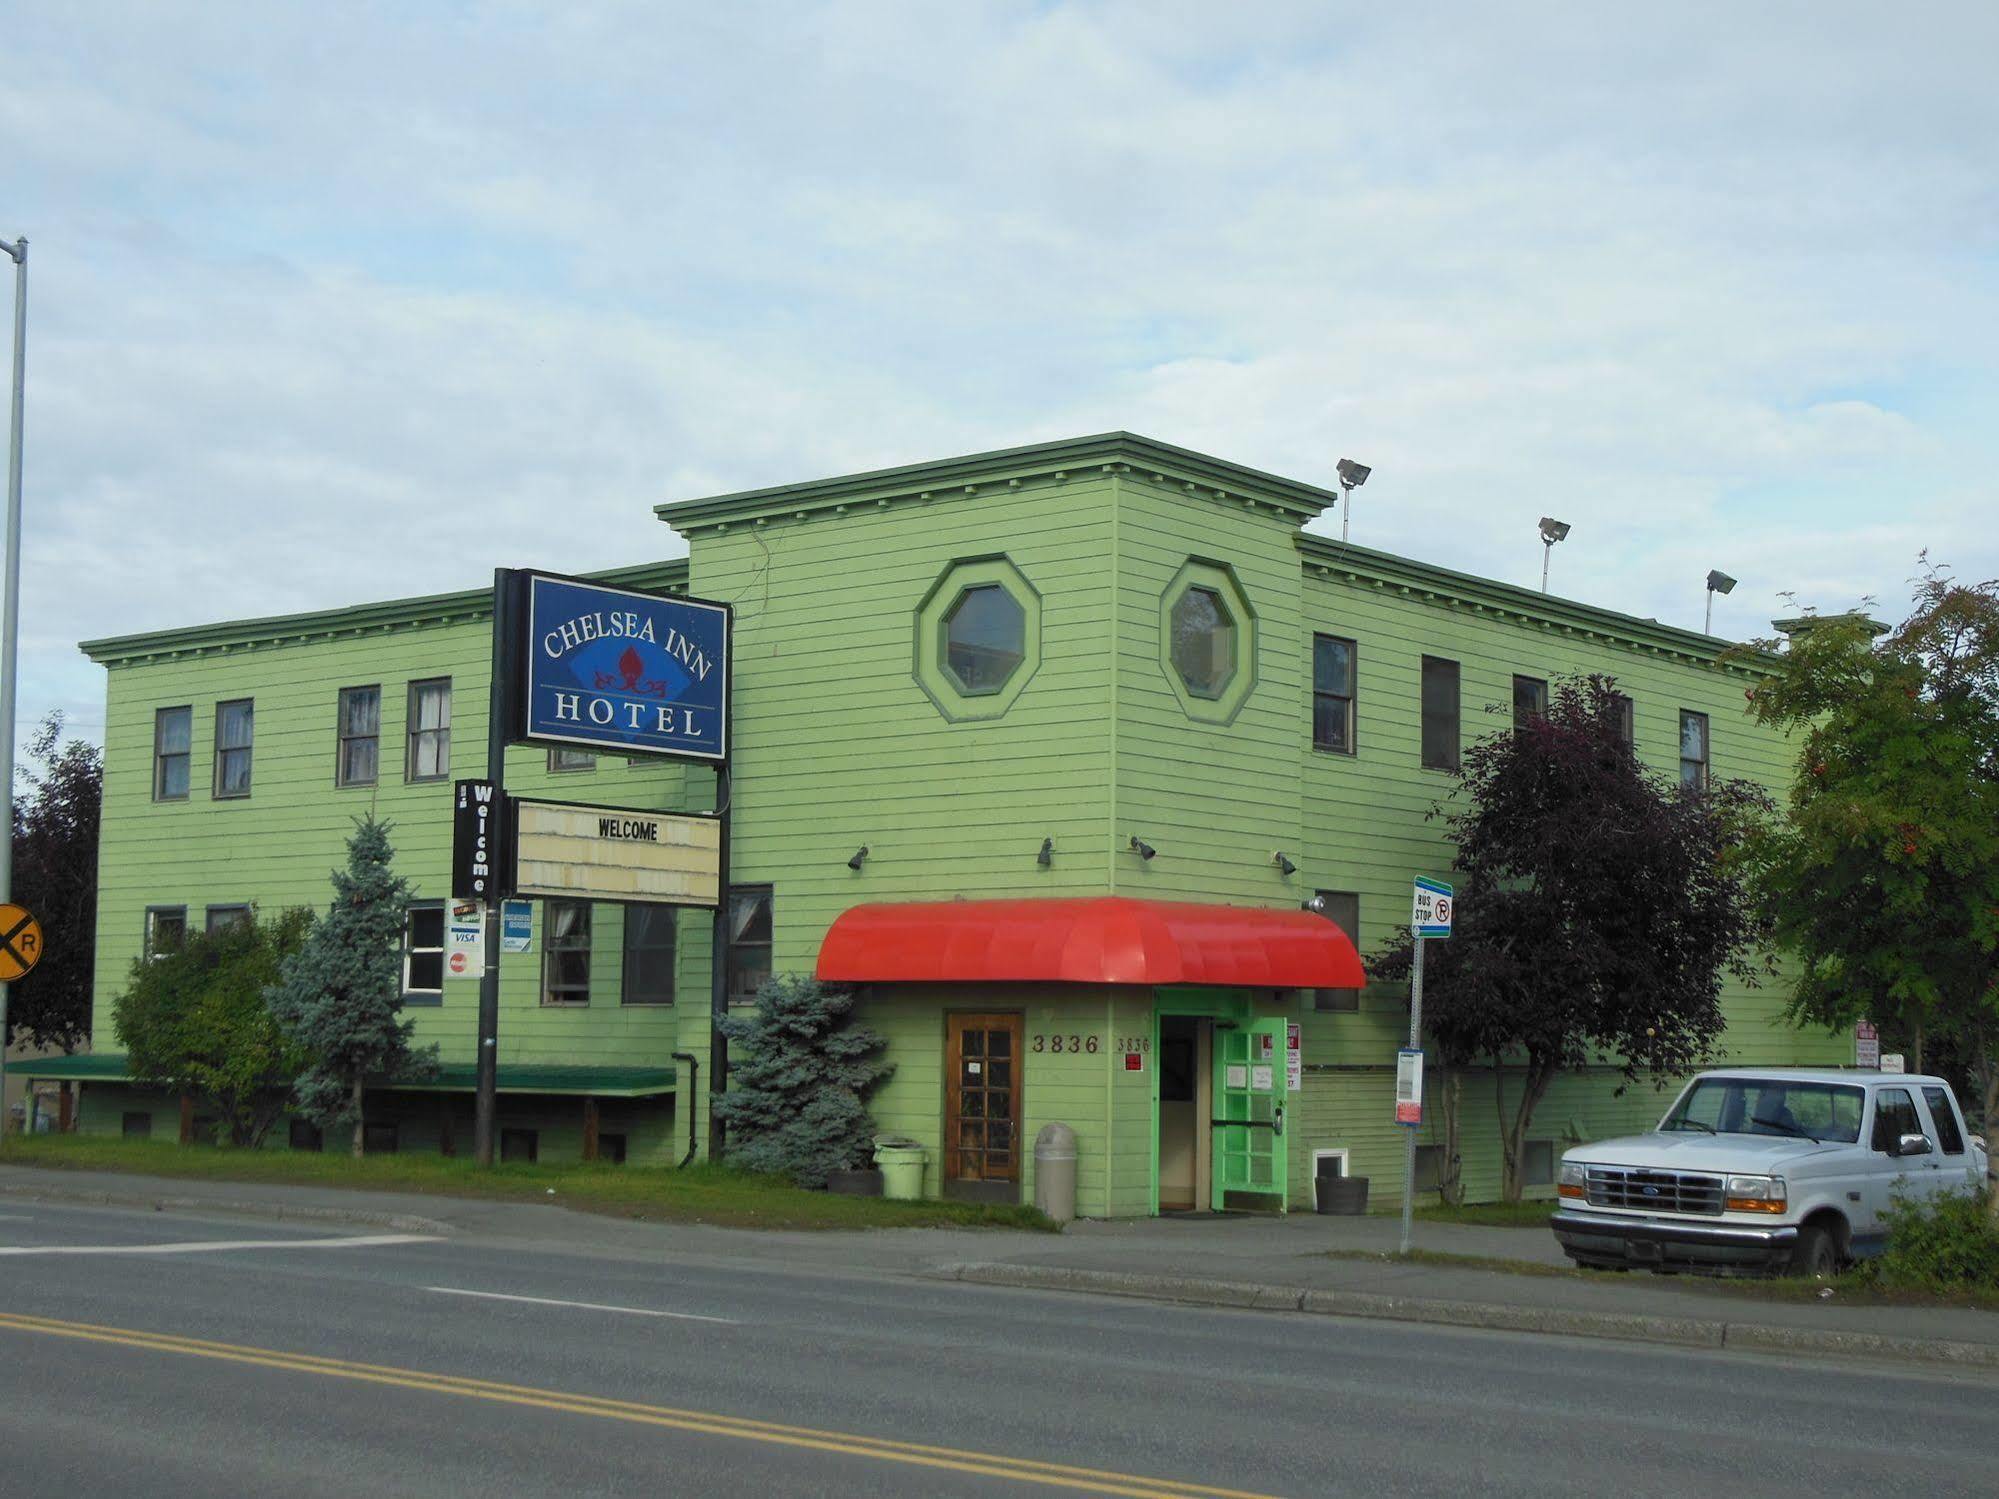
1870 1189 1999 1291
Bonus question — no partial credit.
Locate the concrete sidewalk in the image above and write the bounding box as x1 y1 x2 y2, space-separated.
6 1164 1996 1372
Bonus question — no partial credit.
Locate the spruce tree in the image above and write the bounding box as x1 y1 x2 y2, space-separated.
266 816 438 1156
712 974 894 1187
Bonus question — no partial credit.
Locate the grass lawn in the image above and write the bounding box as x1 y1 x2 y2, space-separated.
1414 1199 1557 1228
0 1135 1057 1233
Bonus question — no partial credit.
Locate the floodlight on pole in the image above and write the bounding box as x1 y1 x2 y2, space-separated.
1704 569 1737 635
1538 516 1570 594
1335 458 1370 543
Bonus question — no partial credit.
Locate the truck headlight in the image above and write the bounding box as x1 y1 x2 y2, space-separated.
1725 1175 1787 1212
1558 1161 1587 1200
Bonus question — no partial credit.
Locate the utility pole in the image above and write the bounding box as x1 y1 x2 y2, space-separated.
0 236 27 1129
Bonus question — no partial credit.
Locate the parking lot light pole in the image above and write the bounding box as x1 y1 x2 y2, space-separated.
0 235 27 1127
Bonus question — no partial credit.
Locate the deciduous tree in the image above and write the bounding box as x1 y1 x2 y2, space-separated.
1377 675 1771 1201
112 909 311 1146
6 713 100 1052
1738 567 1999 1133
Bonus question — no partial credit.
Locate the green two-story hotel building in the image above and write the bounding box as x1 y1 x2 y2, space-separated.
42 433 1843 1214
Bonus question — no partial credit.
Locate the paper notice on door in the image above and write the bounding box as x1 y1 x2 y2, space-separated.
1286 1022 1302 1093
1255 1032 1275 1061
1225 1063 1249 1091
967 1061 981 1075
1251 1065 1274 1092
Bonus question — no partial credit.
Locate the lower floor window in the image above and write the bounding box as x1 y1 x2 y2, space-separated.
622 904 676 1005
726 886 773 1005
403 902 445 1004
205 904 253 934
598 1132 628 1165
1522 1139 1554 1187
542 900 592 1005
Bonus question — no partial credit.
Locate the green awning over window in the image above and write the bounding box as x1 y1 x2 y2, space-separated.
16 1054 675 1099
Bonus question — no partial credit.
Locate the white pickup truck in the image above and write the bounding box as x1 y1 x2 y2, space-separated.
1550 1068 1988 1277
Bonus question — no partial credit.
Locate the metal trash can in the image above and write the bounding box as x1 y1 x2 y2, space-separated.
1033 1122 1078 1224
872 1136 928 1200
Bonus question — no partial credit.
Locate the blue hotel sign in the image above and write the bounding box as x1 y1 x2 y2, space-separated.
515 572 730 764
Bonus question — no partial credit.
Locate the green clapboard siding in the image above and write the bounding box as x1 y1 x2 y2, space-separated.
77 435 1848 1207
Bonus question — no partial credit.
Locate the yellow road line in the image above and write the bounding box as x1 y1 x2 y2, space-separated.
0 1311 1284 1499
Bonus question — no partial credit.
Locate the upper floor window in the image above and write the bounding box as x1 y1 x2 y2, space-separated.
1170 587 1236 699
1420 657 1459 771
1312 890 1361 1012
337 686 380 787
144 905 187 957
1610 692 1635 749
622 904 677 1005
406 679 451 782
153 706 191 801
542 900 592 1005
402 901 444 1006
213 699 254 798
549 747 595 772
1679 710 1710 789
1512 675 1548 727
1312 636 1356 754
205 903 252 934
726 886 774 1006
944 584 1026 694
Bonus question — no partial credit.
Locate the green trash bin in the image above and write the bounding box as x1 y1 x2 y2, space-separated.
873 1136 928 1201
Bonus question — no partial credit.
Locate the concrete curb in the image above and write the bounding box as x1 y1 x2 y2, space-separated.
937 1262 1999 1374
0 1180 453 1237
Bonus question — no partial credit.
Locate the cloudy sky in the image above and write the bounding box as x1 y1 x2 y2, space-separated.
5 2 1995 746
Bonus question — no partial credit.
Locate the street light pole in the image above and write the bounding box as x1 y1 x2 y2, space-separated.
0 235 27 1130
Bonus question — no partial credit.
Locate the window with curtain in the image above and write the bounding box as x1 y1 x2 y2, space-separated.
337 686 380 787
1512 675 1548 727
726 886 774 1005
542 900 592 1005
1679 710 1710 789
406 679 451 781
213 699 254 797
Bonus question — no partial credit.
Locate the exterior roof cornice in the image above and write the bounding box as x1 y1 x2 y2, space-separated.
655 431 1338 534
1298 533 1780 673
79 559 690 667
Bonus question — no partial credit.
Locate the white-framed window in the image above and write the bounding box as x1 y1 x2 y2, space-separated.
1679 710 1710 789
144 905 188 958
406 679 451 782
402 901 445 1006
542 900 592 1005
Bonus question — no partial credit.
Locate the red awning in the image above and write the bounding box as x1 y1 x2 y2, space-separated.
815 896 1365 989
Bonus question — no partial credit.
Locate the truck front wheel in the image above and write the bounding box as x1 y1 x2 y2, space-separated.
1789 1222 1840 1279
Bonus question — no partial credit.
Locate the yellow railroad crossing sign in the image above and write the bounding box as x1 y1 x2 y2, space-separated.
0 903 44 982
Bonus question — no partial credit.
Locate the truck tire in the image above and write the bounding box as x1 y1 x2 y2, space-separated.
1789 1222 1839 1279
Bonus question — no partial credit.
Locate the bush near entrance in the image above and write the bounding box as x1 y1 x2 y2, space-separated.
712 974 894 1189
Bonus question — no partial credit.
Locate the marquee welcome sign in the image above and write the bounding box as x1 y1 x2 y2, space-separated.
512 572 731 764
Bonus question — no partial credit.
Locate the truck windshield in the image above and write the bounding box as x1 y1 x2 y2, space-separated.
1662 1079 1864 1143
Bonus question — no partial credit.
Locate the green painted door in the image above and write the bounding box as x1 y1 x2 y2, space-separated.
1211 1017 1287 1210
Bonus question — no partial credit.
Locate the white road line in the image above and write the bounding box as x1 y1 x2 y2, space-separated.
0 1233 442 1257
424 1286 737 1323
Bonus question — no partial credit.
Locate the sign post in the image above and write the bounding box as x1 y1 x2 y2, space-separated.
1399 876 1453 1256
470 568 732 1167
0 903 42 1130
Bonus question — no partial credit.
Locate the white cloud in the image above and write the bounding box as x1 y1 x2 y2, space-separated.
4 0 1997 740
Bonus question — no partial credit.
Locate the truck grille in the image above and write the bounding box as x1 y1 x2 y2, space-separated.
1585 1166 1724 1216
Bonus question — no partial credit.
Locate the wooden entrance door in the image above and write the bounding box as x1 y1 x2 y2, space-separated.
946 1013 1023 1187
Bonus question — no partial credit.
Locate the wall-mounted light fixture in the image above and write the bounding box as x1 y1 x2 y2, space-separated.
1037 837 1053 867
1128 836 1157 861
1273 852 1297 877
1301 893 1329 915
847 845 869 871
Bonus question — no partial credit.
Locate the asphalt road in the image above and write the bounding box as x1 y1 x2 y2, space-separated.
1 1201 1994 1498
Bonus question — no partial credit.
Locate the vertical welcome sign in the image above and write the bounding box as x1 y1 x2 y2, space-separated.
509 572 731 764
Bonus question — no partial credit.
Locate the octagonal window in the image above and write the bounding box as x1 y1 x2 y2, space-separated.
944 584 1026 693
1170 586 1235 698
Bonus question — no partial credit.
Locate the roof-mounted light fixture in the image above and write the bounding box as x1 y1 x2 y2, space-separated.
1704 569 1737 635
1335 458 1371 543
1538 517 1571 594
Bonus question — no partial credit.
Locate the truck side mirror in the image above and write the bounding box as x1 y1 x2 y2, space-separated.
1894 1132 1933 1158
